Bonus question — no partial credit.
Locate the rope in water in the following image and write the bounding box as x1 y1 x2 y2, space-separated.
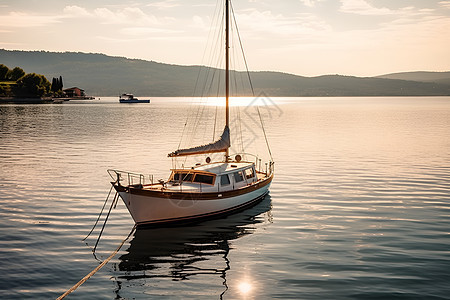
56 224 136 300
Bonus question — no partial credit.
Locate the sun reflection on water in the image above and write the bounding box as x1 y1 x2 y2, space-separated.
195 96 279 107
238 281 253 294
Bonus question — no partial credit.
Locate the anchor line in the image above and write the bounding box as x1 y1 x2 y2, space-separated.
82 184 115 241
93 191 119 253
56 224 136 300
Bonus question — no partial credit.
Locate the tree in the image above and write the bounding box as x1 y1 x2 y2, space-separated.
0 64 9 80
51 77 56 92
51 76 63 93
51 77 59 92
7 67 25 81
15 73 51 97
0 84 13 97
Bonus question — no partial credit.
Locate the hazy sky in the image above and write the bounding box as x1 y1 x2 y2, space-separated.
1 0 449 76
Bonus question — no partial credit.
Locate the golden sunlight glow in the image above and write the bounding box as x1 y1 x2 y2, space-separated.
201 96 277 107
238 281 253 294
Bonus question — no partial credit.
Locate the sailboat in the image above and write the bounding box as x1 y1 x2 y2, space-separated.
108 0 274 226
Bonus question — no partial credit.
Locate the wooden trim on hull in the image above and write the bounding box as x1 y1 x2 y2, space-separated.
134 189 269 227
114 173 273 201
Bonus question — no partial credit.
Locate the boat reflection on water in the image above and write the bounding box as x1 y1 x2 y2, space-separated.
113 195 272 299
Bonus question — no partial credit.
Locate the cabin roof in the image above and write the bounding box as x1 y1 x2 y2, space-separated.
171 162 254 175
193 161 253 174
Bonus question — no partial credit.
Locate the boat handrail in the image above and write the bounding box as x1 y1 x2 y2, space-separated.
229 152 274 176
107 169 154 186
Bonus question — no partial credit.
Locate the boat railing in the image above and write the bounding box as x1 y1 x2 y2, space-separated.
107 169 154 187
229 152 274 177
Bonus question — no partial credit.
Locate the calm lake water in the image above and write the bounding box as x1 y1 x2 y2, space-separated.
1 97 449 299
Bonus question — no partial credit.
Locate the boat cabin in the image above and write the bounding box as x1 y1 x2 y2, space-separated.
120 93 135 100
167 162 257 192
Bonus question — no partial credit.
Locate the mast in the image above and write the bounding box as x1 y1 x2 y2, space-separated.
225 0 230 160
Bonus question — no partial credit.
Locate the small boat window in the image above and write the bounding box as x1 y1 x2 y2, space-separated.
193 174 214 185
244 168 254 179
172 173 192 181
234 171 244 183
220 174 230 186
172 173 193 182
182 173 193 182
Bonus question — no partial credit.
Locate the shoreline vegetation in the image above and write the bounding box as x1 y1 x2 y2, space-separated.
0 63 94 104
0 63 57 103
1 49 450 100
0 64 52 99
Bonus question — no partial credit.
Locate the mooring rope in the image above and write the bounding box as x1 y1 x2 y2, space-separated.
93 192 119 253
56 224 136 300
82 185 114 241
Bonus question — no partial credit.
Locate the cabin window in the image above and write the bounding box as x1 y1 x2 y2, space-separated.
193 174 214 185
172 173 192 181
244 168 254 179
220 174 230 186
182 173 193 182
234 171 244 183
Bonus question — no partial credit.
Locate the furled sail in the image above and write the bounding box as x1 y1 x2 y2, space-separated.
168 126 230 157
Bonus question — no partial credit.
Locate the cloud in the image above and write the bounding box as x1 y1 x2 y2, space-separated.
439 1 450 9
339 0 393 15
62 5 161 26
299 0 325 7
91 7 159 25
378 6 438 28
236 9 331 37
119 27 181 36
192 15 206 29
146 0 180 9
0 12 61 27
63 5 91 17
0 5 160 29
61 6 181 39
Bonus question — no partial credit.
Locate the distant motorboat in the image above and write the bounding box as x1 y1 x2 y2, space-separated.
119 94 150 103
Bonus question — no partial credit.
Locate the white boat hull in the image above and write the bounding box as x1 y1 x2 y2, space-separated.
115 176 272 226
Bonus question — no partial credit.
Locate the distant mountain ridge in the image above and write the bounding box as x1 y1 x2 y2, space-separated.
1 49 449 97
376 71 450 86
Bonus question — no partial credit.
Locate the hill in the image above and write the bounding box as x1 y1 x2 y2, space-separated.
376 71 450 86
1 49 450 97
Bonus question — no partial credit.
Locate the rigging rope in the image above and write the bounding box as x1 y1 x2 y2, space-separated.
236 106 245 153
175 0 274 164
213 105 218 141
230 2 255 97
177 0 223 154
177 2 226 162
231 1 273 161
256 104 273 161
